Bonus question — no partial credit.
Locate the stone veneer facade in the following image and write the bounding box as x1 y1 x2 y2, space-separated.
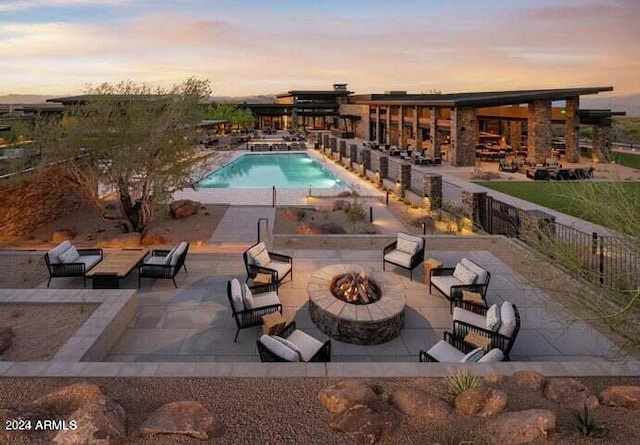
451 107 477 166
565 96 580 163
593 125 613 163
307 264 406 345
527 100 552 163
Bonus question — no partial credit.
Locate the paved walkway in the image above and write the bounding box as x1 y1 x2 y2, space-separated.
48 249 620 363
209 206 275 245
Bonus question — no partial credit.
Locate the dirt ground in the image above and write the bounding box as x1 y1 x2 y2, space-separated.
0 304 96 361
0 376 638 444
274 205 378 235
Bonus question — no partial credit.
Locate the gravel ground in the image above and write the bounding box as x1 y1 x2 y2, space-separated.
0 304 96 361
0 377 639 444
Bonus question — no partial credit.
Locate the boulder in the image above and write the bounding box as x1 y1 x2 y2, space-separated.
282 208 306 222
296 222 346 235
331 200 347 211
170 200 202 219
141 228 173 246
52 396 126 445
0 327 14 355
328 404 402 445
485 409 556 444
454 386 507 417
31 383 104 415
337 191 352 197
483 374 508 386
97 233 141 248
511 371 546 391
51 229 77 243
342 201 352 213
390 388 451 422
318 380 382 414
137 401 223 440
599 385 640 410
544 378 599 410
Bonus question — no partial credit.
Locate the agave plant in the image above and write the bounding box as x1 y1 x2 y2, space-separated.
446 370 480 398
573 404 608 438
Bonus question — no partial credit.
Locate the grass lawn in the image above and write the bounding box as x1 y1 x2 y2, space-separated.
475 181 640 231
613 151 640 169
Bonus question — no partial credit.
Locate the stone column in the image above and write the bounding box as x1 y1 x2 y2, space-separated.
430 107 441 158
361 149 371 171
461 190 487 232
592 125 612 163
451 106 477 166
398 106 404 148
397 163 411 194
423 173 442 210
375 106 381 143
413 106 422 150
565 96 580 163
386 106 391 144
527 99 552 163
508 121 522 151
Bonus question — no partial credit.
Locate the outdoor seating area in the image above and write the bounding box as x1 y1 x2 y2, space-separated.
45 240 103 287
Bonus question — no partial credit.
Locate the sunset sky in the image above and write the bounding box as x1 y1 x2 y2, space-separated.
0 0 638 97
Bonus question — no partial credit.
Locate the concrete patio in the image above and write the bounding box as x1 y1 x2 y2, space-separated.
36 249 622 363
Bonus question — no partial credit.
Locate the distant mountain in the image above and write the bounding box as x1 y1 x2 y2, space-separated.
0 94 56 104
581 94 640 117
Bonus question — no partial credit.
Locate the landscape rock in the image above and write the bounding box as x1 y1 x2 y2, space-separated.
544 378 599 410
97 233 141 248
391 388 451 422
282 208 306 222
337 191 352 197
331 199 347 211
52 396 126 445
328 403 402 445
137 401 223 440
170 199 202 219
141 228 173 246
31 383 104 415
341 201 352 213
483 374 508 385
51 229 77 243
455 386 508 417
0 327 15 355
296 222 346 235
511 371 546 391
485 409 556 444
318 380 382 414
599 385 640 410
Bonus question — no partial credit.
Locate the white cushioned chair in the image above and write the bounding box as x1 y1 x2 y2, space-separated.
44 240 103 287
419 332 505 363
138 241 189 288
429 257 491 311
227 278 282 342
452 301 520 360
383 232 425 281
257 322 331 362
243 242 293 288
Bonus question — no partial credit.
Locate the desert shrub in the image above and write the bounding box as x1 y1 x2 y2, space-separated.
573 404 608 438
446 370 480 398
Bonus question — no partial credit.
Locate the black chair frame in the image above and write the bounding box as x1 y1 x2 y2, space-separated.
227 281 282 342
138 243 189 289
452 303 520 360
44 248 103 288
243 243 293 288
256 321 331 362
429 260 491 312
419 331 472 363
382 236 425 281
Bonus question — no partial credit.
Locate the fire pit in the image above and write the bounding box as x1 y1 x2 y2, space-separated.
308 264 406 345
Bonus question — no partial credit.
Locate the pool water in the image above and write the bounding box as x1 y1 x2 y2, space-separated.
199 153 346 189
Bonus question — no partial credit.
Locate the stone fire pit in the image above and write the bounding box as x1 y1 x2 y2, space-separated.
307 264 406 345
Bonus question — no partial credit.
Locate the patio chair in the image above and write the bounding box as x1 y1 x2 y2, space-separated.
257 321 331 362
243 242 293 288
227 278 282 342
499 158 518 172
138 241 189 288
419 331 505 363
383 232 425 281
44 240 103 287
451 301 520 360
429 257 491 312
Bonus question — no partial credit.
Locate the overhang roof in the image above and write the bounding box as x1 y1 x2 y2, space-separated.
356 87 614 107
276 90 353 98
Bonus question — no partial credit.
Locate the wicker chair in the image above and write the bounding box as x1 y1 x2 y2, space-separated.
429 257 491 312
138 241 189 288
419 331 505 363
227 279 282 342
44 240 103 287
243 242 293 288
383 232 425 281
452 301 521 360
257 321 331 362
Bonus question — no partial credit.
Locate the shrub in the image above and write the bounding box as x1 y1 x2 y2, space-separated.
573 404 608 438
446 370 480 398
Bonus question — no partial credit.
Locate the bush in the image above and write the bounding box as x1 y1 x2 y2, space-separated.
446 370 480 399
573 404 608 438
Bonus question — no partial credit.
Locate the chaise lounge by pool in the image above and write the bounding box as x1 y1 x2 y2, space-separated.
199 153 345 189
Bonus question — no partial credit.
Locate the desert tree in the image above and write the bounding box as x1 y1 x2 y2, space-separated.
205 103 254 128
34 77 212 233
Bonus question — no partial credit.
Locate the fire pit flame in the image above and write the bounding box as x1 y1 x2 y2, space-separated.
330 271 381 305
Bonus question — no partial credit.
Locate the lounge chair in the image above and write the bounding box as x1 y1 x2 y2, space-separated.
499 158 518 172
429 257 491 312
138 241 189 288
383 232 425 281
257 321 331 362
243 242 293 288
419 331 505 363
227 278 282 342
44 240 103 287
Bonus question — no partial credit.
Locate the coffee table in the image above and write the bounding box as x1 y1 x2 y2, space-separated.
86 248 149 289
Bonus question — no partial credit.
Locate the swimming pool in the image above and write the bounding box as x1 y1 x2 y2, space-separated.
198 153 346 189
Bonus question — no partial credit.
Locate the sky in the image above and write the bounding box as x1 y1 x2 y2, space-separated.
0 0 638 97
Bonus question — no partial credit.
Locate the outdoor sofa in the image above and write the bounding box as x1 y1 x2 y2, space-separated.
44 240 103 287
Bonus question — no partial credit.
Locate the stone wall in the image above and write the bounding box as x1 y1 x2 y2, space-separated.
565 97 580 163
527 100 552 163
338 104 370 140
451 107 477 166
0 166 88 241
593 125 613 163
